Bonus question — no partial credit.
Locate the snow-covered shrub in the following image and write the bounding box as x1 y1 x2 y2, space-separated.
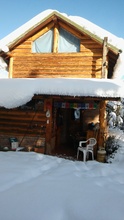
106 101 124 129
105 136 119 155
105 135 119 162
106 100 124 162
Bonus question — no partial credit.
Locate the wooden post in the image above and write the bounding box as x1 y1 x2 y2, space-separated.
44 98 53 154
98 100 107 148
9 57 13 78
102 37 108 78
53 24 59 53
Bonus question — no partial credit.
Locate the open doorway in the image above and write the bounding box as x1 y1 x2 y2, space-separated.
54 108 83 157
52 100 99 158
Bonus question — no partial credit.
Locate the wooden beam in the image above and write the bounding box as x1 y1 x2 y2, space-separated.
53 24 59 53
102 37 108 78
58 20 84 39
31 21 54 41
9 57 13 78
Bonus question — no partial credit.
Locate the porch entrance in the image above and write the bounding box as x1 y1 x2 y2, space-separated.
53 108 86 158
52 99 99 158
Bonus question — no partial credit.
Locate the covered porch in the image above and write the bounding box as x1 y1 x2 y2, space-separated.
0 78 122 161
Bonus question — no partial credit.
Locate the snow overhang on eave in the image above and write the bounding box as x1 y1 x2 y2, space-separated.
0 78 123 109
0 45 9 53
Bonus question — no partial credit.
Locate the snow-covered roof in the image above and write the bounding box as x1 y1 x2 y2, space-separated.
0 78 123 109
0 9 123 53
0 9 124 78
0 9 124 79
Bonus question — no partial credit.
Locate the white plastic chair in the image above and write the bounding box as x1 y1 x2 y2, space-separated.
77 138 97 162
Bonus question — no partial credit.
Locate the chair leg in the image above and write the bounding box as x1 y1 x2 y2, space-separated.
77 150 87 162
89 151 94 160
92 152 94 160
83 151 87 162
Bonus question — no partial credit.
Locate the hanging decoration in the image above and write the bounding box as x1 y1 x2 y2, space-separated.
54 102 98 109
46 109 50 118
74 109 80 120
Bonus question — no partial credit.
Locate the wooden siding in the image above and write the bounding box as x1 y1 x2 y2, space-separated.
0 108 46 137
10 36 103 78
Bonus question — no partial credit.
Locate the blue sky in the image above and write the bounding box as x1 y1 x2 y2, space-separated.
0 0 124 39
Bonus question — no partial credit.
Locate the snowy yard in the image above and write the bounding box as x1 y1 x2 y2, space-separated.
0 130 124 220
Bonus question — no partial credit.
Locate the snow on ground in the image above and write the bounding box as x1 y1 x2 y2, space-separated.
0 129 124 220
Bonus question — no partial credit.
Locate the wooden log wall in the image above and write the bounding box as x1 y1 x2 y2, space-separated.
10 24 103 78
0 108 46 136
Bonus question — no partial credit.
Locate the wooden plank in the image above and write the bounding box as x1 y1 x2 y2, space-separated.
0 115 46 124
13 61 102 67
12 73 101 79
16 44 32 49
0 127 46 136
81 44 100 49
12 52 101 57
13 65 101 70
81 39 101 44
16 40 32 46
12 52 89 57
12 51 103 57
12 71 102 77
14 55 94 62
13 65 102 71
0 109 45 116
12 48 31 53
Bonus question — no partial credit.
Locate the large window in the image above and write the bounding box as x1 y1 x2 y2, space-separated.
32 27 80 53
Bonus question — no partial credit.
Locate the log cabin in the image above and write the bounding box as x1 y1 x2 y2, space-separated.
0 10 122 159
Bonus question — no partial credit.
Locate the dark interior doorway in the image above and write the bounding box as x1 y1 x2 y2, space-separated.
54 108 85 158
52 99 99 159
